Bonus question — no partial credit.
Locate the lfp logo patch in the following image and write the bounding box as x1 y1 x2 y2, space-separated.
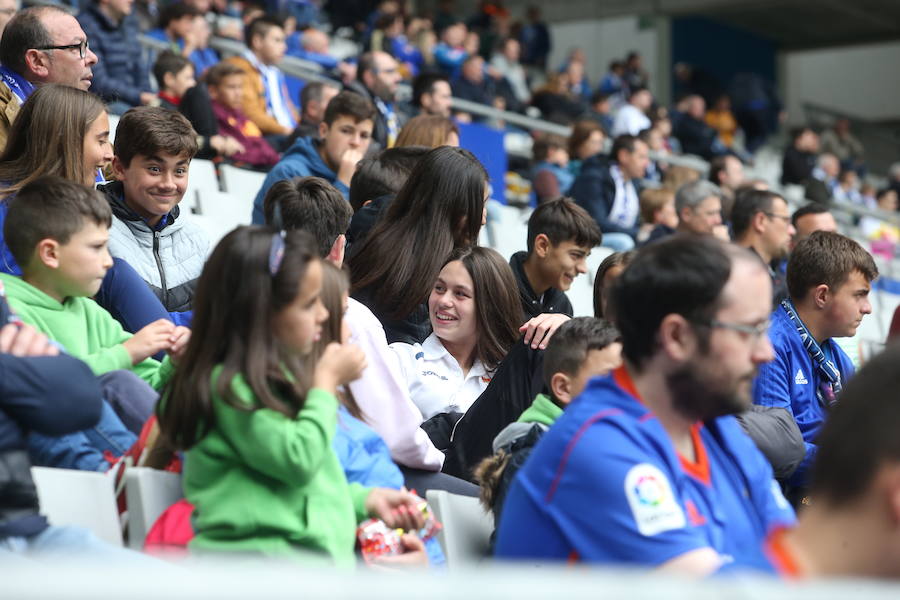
633 474 666 507
624 464 686 536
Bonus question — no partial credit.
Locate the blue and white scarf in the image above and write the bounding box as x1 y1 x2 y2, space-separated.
0 66 34 104
780 298 842 408
373 97 398 148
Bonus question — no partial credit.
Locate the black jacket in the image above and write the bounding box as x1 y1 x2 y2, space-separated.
671 112 720 160
426 340 546 481
568 154 640 237
509 251 573 321
781 147 816 186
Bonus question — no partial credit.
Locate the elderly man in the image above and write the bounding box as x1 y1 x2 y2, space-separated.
346 50 406 150
675 180 727 238
0 5 98 146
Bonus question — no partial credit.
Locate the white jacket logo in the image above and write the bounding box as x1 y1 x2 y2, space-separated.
794 368 808 385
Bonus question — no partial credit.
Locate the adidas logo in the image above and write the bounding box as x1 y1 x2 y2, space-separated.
794 368 809 385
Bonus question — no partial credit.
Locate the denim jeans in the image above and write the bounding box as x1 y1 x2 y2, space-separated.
98 370 158 435
0 525 157 565
27 401 136 472
601 232 636 252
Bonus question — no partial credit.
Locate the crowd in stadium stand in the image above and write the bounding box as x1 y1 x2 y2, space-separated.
2 0 900 585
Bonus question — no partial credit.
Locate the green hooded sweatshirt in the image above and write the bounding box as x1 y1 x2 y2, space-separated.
0 273 173 389
184 368 371 565
517 393 563 426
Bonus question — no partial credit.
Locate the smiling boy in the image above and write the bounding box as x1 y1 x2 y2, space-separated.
509 198 602 323
99 106 207 312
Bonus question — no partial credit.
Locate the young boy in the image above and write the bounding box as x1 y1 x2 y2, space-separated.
205 62 279 169
510 197 602 347
531 134 573 202
475 317 621 527
637 187 678 245
252 90 376 224
153 51 197 110
100 106 208 313
0 176 190 394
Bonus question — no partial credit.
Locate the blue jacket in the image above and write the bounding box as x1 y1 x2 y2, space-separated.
568 154 640 237
252 136 349 224
332 406 445 565
77 6 151 106
0 201 20 275
752 304 855 487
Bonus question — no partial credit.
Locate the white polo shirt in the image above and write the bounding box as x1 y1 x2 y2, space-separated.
390 333 493 421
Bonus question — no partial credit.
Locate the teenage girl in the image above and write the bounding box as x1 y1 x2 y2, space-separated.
157 227 423 564
390 246 521 421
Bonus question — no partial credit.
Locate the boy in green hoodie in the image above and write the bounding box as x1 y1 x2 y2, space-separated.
0 177 190 394
475 317 621 525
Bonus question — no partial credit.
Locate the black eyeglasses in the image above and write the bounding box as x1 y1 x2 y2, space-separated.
763 212 792 225
33 40 90 59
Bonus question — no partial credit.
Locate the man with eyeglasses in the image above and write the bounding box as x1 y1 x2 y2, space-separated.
346 50 407 150
731 189 795 304
753 231 877 506
495 235 796 575
0 5 98 147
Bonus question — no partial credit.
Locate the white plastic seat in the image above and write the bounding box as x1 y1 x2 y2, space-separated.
31 466 123 547
219 164 268 204
426 490 493 567
585 246 615 285
186 159 220 215
124 468 183 550
568 272 595 317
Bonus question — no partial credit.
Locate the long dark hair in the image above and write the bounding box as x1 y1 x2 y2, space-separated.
348 146 488 319
315 262 364 421
439 246 521 371
158 227 320 450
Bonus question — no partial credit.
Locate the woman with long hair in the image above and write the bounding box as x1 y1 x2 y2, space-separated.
0 84 110 194
348 145 489 344
390 246 522 421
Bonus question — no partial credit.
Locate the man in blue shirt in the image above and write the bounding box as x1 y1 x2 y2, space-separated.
495 235 795 575
753 231 877 497
734 344 900 579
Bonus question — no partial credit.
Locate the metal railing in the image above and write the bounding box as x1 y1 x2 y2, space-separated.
136 35 900 229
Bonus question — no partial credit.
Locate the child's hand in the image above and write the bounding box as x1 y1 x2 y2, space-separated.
123 319 175 365
336 147 365 187
313 342 366 394
371 534 429 569
364 488 425 533
519 313 571 350
167 326 191 363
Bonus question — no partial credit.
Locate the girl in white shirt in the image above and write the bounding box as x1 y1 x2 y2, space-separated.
391 247 522 421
